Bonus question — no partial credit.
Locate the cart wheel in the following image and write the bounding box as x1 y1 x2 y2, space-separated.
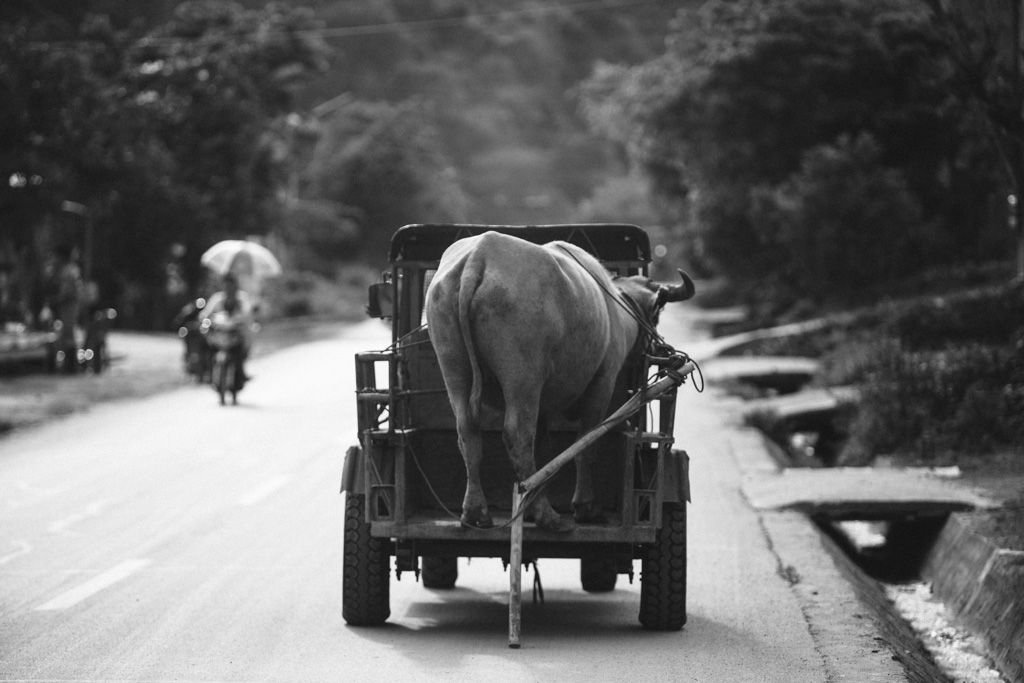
343 493 390 625
421 556 458 589
639 503 687 630
580 557 618 593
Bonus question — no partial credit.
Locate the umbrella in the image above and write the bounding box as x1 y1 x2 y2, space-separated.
200 240 282 279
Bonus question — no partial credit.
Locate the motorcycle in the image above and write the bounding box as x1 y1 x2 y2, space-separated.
175 298 211 382
79 307 117 374
45 307 117 375
201 312 246 406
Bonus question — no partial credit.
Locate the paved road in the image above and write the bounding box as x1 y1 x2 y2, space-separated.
0 311 903 682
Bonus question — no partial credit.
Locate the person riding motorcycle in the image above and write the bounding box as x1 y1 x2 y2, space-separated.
173 296 210 381
199 273 255 382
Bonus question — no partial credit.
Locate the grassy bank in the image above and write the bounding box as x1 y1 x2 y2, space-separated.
719 276 1024 550
721 278 1024 468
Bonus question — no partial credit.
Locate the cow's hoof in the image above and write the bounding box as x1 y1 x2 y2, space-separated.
460 509 494 529
573 502 608 524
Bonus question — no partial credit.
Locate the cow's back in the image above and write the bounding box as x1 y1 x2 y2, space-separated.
426 231 626 418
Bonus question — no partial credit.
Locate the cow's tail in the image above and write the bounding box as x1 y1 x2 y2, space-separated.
458 257 484 425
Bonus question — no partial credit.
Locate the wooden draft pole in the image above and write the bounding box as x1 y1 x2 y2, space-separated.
506 361 696 647
508 488 524 649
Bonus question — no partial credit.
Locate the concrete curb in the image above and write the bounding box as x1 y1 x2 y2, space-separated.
921 513 1024 682
763 511 943 683
680 306 1020 680
727 420 942 681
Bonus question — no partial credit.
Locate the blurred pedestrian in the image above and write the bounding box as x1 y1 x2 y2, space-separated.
48 244 84 373
0 264 27 327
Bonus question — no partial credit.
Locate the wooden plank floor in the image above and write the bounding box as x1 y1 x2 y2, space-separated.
742 467 1001 520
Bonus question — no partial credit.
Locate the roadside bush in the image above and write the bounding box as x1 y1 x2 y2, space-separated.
885 282 1024 350
751 133 927 303
839 338 1024 465
817 333 884 386
262 267 374 321
721 323 855 361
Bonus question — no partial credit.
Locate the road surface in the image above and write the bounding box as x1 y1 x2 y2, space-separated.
0 311 903 681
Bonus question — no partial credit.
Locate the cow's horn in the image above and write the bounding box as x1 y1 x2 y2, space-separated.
658 270 696 303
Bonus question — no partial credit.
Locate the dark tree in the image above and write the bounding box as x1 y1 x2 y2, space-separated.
580 0 1012 303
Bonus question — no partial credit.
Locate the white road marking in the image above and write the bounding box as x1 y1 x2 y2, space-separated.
236 475 291 506
47 499 112 534
34 558 151 611
0 539 32 565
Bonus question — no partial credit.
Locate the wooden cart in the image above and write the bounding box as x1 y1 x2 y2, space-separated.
340 224 695 644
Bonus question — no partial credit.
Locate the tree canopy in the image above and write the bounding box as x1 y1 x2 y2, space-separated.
6 0 1019 326
2 0 677 326
1 1 330 323
580 0 1016 306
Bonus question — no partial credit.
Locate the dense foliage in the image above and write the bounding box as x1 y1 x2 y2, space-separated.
1 1 330 324
844 339 1024 463
735 275 1024 464
2 0 677 326
3 0 1022 332
841 282 1024 463
579 0 1019 308
302 98 468 266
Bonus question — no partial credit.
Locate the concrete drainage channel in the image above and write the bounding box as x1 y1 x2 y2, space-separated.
823 514 1019 682
710 357 1022 682
843 514 1023 682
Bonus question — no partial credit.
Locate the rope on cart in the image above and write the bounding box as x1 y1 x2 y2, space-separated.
648 340 704 393
530 561 544 604
406 440 465 523
376 323 431 355
555 245 703 393
406 436 536 531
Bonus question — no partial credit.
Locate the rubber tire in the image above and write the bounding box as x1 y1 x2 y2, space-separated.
580 557 618 593
421 556 458 589
343 493 390 625
639 503 687 630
